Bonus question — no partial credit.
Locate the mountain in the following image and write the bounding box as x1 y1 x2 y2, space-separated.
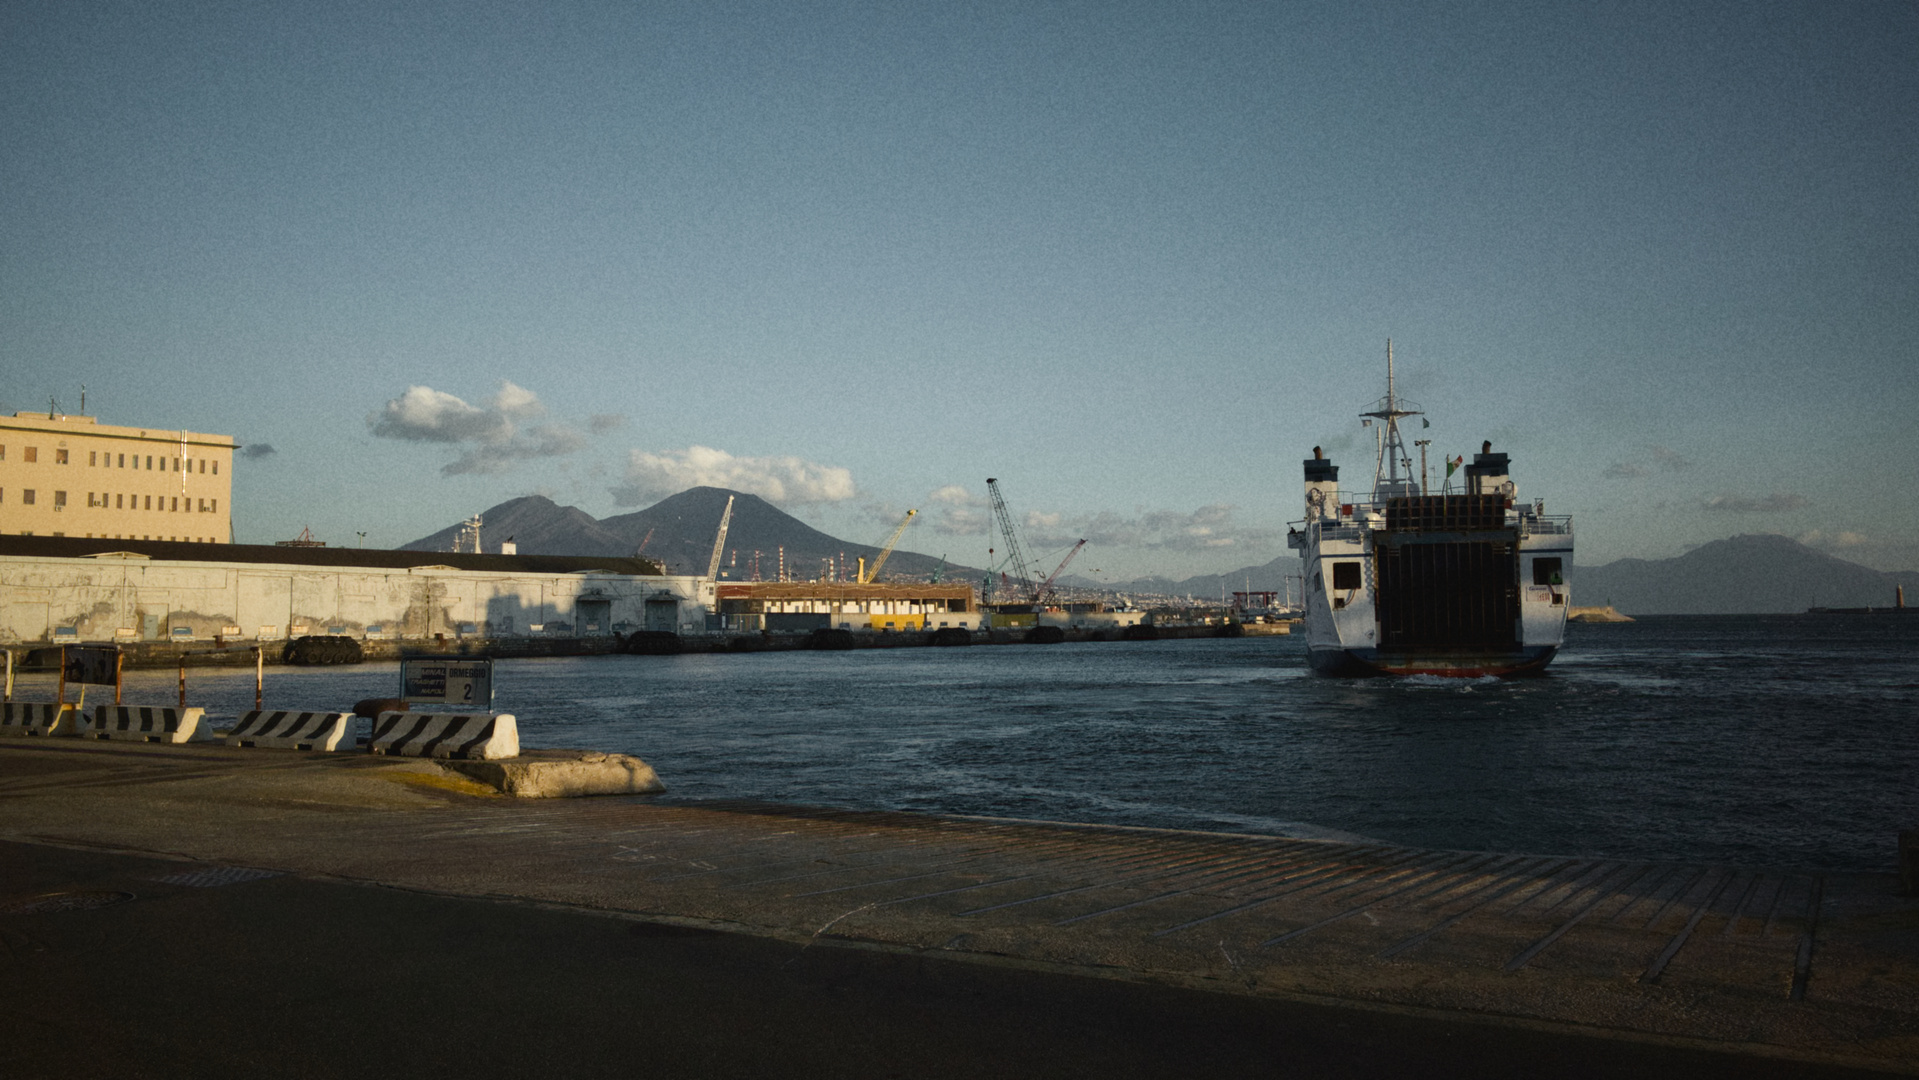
1097 533 1918 614
1576 534 1915 615
402 487 969 582
401 495 633 558
1096 554 1298 602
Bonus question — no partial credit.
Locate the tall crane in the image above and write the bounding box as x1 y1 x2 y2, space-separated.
1034 539 1087 604
985 478 1035 604
859 509 918 583
705 495 735 580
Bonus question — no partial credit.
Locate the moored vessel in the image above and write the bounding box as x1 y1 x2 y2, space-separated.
1285 344 1573 676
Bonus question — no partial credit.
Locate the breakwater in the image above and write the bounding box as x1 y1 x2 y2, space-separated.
5 621 1259 670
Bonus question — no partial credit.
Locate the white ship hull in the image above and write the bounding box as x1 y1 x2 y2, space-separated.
1286 345 1572 677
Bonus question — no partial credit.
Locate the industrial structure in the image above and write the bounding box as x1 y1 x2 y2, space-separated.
0 536 710 644
0 411 236 543
714 581 977 633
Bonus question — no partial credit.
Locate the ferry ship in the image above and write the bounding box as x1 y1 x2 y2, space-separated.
1286 344 1573 676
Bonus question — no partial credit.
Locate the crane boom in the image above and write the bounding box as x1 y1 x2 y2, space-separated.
705 496 735 580
985 478 1035 603
1034 539 1087 603
860 509 918 583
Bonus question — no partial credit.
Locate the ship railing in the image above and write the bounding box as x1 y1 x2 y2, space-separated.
1519 515 1574 536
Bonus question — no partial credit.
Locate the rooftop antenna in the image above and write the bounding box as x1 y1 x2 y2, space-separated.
1362 340 1423 498
80 385 86 415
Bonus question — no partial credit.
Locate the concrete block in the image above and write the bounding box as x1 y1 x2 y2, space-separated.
439 750 666 798
371 712 518 760
85 705 210 744
0 701 79 737
226 710 356 752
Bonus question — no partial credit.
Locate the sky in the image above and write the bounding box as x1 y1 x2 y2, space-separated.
4 0 1915 582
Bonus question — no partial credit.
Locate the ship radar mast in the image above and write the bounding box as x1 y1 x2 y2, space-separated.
1362 340 1423 499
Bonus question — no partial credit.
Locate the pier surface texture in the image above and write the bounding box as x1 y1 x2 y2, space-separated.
2 739 1914 1078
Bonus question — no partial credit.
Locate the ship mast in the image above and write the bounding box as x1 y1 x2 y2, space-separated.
1362 339 1423 498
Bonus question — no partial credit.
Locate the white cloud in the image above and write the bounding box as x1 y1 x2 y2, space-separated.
1651 446 1691 471
611 445 857 506
1703 492 1809 513
368 382 596 476
1798 529 1869 550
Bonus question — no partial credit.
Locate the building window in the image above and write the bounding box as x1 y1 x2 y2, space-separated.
55 448 68 464
0 445 6 460
53 491 66 507
211 498 217 512
89 451 97 466
171 497 179 512
116 494 123 508
25 447 37 463
22 489 35 505
212 462 218 475
118 454 125 467
144 495 151 510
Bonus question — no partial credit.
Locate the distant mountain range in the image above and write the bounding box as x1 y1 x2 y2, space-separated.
405 494 1914 614
403 488 966 582
1115 533 1916 615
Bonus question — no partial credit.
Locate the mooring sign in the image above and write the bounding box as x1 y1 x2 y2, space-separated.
400 658 494 709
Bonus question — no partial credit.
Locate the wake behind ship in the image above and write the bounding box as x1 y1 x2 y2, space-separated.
1286 345 1574 676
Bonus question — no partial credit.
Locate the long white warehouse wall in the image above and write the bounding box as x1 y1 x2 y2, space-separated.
0 553 713 643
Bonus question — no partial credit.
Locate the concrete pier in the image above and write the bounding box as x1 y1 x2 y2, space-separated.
2 739 1914 1076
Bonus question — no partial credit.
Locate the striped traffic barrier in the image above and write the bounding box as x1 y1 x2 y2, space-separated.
369 712 518 761
225 710 356 752
84 705 209 744
0 701 79 737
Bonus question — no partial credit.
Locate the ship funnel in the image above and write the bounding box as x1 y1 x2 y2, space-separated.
1466 445 1514 503
1304 450 1339 519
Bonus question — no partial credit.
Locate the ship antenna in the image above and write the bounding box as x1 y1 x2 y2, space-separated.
1362 339 1423 497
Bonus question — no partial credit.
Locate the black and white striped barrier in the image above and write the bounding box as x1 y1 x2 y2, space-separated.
0 701 78 737
370 712 518 760
225 710 356 752
84 705 209 744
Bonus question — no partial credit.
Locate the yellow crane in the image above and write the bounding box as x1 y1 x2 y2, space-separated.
858 509 918 583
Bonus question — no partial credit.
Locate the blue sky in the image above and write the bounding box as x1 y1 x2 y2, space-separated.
5 1 1915 580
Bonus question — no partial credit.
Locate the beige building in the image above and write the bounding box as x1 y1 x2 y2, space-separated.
0 412 235 543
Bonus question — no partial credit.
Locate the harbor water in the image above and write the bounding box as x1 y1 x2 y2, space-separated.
48 614 1919 873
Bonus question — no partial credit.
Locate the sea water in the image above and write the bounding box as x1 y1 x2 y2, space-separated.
56 614 1919 872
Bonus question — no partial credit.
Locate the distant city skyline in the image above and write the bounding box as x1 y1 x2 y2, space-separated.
5 1 1914 579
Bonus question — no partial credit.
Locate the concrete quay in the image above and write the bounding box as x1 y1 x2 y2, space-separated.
3 738 1915 1077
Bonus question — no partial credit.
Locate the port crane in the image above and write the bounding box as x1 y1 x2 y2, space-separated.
986 478 1035 602
986 478 1087 606
705 496 735 580
858 509 918 583
1033 539 1087 604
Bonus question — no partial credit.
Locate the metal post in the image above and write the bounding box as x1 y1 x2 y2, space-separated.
255 646 264 710
178 656 186 710
114 650 124 705
3 648 11 703
57 645 68 706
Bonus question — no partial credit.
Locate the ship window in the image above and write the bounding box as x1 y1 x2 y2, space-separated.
1532 557 1563 586
1332 562 1361 590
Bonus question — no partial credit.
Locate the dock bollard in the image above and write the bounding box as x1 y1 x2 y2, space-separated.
1903 830 1919 897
